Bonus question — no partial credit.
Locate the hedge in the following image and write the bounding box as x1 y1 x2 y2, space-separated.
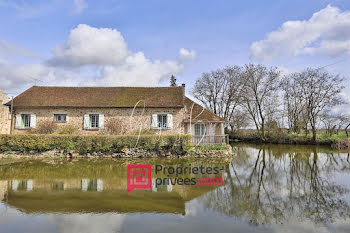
0 134 192 155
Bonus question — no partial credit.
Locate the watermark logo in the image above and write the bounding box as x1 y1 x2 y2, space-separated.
127 164 224 193
127 164 152 193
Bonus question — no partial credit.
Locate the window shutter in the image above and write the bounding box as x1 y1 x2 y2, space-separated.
151 114 158 129
84 114 90 129
99 114 104 129
167 114 173 129
30 114 36 128
15 114 21 129
97 179 103 192
81 179 88 192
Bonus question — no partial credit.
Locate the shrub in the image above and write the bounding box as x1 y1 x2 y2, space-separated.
101 118 128 135
332 139 350 150
0 134 192 155
30 120 57 134
57 124 79 135
129 129 156 135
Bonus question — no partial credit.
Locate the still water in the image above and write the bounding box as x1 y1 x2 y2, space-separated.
0 143 350 233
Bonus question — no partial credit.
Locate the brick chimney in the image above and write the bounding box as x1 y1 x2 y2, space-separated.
181 84 186 103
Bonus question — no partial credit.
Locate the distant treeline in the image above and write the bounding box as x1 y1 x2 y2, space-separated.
191 64 349 142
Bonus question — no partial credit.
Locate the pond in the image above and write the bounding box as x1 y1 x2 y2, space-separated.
0 143 350 233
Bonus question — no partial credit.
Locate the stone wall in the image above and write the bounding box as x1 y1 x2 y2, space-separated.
0 90 11 134
13 107 185 135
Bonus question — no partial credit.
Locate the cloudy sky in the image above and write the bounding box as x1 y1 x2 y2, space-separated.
0 0 350 99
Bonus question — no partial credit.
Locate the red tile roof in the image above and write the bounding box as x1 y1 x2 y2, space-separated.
6 86 185 108
184 97 226 122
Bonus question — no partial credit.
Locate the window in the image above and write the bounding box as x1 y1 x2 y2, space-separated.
195 124 207 136
16 113 36 129
158 114 167 129
22 114 31 128
12 180 32 191
84 114 104 130
54 114 67 123
82 179 103 192
51 182 65 191
90 114 99 128
151 114 172 129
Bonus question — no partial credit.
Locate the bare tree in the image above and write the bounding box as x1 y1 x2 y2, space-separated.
240 64 281 140
191 66 247 123
320 112 339 136
346 123 350 138
282 75 305 134
192 64 346 142
229 109 250 132
288 68 344 142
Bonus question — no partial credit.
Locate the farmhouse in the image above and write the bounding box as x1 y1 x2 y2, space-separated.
1 85 227 145
0 90 11 134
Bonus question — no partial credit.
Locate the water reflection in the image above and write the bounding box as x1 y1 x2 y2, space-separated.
0 145 349 233
201 144 350 226
0 159 228 215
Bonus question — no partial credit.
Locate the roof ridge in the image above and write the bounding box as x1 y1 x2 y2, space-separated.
5 86 35 106
32 86 183 88
184 97 226 122
7 85 186 108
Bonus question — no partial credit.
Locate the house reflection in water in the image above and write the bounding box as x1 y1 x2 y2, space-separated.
82 179 103 192
0 159 228 215
0 180 8 200
11 180 33 191
0 177 219 215
152 178 173 192
8 179 104 192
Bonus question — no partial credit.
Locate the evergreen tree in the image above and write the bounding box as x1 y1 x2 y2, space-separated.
170 75 177 86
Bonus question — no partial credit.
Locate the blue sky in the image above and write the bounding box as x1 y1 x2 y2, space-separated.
0 0 350 100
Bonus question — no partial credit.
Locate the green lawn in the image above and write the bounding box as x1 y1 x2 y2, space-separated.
288 131 348 141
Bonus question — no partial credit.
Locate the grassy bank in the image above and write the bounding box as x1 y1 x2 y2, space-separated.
228 130 350 149
0 134 192 155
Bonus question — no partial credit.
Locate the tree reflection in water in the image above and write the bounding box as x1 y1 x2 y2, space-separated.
200 144 350 226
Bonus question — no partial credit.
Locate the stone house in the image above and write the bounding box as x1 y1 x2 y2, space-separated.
2 85 227 144
0 90 11 134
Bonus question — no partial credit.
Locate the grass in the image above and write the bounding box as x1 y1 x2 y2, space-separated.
228 129 350 147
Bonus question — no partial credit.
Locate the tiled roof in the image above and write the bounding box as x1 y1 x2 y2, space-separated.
6 86 185 108
184 97 226 122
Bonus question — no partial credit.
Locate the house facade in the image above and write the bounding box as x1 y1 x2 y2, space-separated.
0 90 11 134
2 85 227 144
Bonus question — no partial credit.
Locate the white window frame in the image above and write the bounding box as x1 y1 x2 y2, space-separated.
90 114 99 129
84 113 104 130
152 113 173 130
22 114 31 129
157 114 167 129
195 124 207 136
16 112 36 129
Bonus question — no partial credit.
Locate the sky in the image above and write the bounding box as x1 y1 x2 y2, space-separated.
0 0 350 106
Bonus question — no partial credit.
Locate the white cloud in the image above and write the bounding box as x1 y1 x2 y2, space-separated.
0 24 196 94
0 62 83 95
73 0 87 14
250 5 350 61
100 51 186 86
179 48 196 61
46 213 125 233
48 24 129 67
